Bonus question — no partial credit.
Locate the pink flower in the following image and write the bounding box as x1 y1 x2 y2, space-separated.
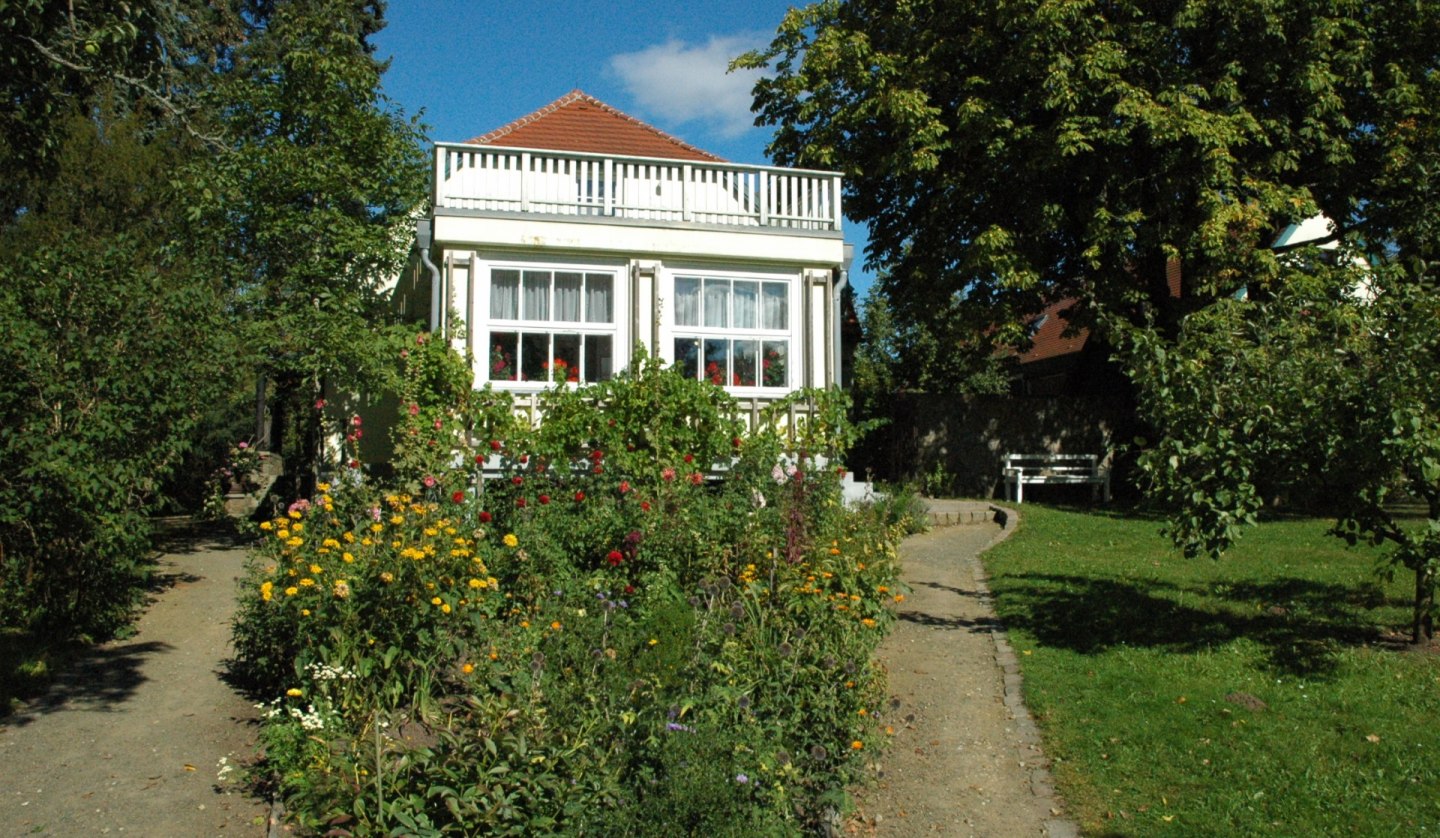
288 499 311 514
237 441 249 450
619 481 630 494
662 467 676 482
408 403 419 416
689 472 703 486
416 333 427 345
351 415 362 426
433 418 442 430
422 475 437 488
314 399 326 410
369 507 382 521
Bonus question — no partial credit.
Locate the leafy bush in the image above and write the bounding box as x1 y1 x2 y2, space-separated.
233 342 904 834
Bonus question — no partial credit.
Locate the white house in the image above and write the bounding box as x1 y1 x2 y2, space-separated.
398 91 851 416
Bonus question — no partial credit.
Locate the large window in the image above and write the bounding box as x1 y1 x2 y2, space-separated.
672 276 789 389
487 268 615 384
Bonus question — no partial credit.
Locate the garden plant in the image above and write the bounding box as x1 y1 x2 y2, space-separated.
232 338 908 835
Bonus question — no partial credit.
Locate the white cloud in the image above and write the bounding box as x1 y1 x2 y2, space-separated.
608 34 766 139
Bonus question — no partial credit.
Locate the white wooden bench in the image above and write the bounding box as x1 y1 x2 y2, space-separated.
1002 453 1110 504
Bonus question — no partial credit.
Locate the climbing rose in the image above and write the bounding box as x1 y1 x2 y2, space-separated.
490 439 502 451
516 497 527 508
451 490 465 503
683 453 694 464
407 403 419 416
574 491 586 503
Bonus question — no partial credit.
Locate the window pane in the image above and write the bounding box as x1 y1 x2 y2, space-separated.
491 270 519 320
762 340 787 387
489 331 518 381
675 277 700 327
762 282 788 330
554 272 582 322
585 273 613 323
703 279 730 328
734 339 758 386
552 334 580 382
733 281 757 329
584 335 613 382
522 271 550 321
520 332 549 381
704 339 729 386
674 337 699 380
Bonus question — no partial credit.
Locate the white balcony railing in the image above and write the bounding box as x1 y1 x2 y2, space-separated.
434 143 843 233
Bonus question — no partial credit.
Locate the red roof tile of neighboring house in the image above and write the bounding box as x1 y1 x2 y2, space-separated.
1016 299 1090 365
465 90 725 163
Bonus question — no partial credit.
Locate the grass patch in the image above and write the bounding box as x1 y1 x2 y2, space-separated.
983 505 1440 836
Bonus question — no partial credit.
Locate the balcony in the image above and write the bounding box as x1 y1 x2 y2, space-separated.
433 143 843 234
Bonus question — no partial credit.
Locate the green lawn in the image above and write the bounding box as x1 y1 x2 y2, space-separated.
982 505 1440 837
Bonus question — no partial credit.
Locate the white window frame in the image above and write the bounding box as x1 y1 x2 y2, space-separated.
474 255 627 391
660 266 800 395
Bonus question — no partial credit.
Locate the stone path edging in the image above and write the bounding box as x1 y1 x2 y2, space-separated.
969 505 1079 838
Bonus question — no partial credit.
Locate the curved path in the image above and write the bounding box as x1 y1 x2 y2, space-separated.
852 503 1079 837
0 524 269 835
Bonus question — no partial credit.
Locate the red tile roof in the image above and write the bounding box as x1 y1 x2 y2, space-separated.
1016 299 1090 365
465 90 725 163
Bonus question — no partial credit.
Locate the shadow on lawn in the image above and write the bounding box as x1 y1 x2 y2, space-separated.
994 573 1387 677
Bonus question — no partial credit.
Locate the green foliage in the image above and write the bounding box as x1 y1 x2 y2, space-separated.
234 347 904 833
739 0 1440 372
984 505 1440 835
0 110 238 638
1117 257 1440 641
196 0 429 497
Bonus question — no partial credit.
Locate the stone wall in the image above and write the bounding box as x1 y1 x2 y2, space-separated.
852 393 1133 500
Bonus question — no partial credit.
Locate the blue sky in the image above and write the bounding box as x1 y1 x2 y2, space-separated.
372 1 873 299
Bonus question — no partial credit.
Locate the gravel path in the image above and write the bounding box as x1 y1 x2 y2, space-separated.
0 525 269 836
852 507 1079 837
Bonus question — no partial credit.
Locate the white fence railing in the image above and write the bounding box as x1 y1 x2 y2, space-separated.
435 144 842 233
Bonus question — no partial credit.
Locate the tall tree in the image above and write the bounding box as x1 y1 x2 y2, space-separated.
201 0 428 496
739 0 1439 338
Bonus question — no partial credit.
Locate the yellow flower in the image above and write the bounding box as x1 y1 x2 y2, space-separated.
309 564 324 575
893 594 905 603
468 578 485 589
288 510 302 520
550 621 562 631
259 521 273 531
333 580 351 599
260 581 274 601
342 552 355 563
286 688 303 697
343 531 355 543
503 533 519 548
461 663 474 674
379 571 394 584
286 537 303 547
299 578 315 587
431 596 442 606
317 482 331 492
370 523 384 533
277 529 290 540
284 586 299 596
300 609 311 617
322 538 341 549
850 740 864 750
647 638 658 646
291 522 303 532
520 620 530 629
390 515 405 525
441 603 452 614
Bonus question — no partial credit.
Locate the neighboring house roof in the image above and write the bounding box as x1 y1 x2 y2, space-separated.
465 90 726 163
1015 299 1089 365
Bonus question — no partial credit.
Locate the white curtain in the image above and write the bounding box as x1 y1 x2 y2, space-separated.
675 277 700 326
704 279 730 328
523 271 550 321
586 273 613 323
733 281 757 329
490 269 520 320
762 282 788 330
554 271 582 322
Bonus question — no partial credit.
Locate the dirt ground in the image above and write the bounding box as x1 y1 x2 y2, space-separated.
0 511 1076 838
0 524 270 836
850 512 1079 837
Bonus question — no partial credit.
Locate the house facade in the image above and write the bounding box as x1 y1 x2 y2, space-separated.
398 91 851 416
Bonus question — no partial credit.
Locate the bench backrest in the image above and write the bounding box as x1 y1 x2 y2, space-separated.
1003 453 1100 474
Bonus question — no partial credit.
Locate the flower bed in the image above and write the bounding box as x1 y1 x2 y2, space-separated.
232 341 909 834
